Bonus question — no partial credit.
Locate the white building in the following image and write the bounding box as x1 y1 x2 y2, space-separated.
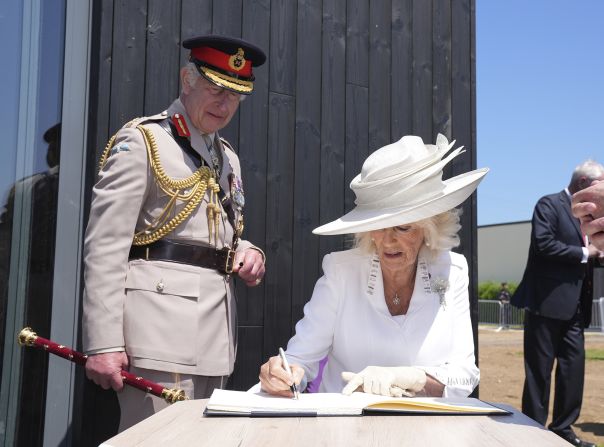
477 221 531 284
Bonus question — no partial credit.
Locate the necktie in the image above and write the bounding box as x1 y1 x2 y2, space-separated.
203 134 222 177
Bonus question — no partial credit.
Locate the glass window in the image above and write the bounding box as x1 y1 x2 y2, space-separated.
0 1 66 445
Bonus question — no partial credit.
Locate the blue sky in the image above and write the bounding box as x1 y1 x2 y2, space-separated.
476 1 604 225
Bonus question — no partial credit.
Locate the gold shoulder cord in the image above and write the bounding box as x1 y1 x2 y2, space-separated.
98 124 221 246
97 117 140 172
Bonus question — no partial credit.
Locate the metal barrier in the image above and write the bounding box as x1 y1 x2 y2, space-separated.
478 300 524 329
478 299 603 330
597 297 604 333
478 300 501 326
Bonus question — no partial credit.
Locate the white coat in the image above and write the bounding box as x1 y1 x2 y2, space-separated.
285 246 480 398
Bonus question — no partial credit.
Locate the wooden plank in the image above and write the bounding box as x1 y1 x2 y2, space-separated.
229 0 271 392
391 0 413 140
145 0 181 115
235 0 271 326
320 0 347 259
179 0 212 68
451 0 478 378
87 0 114 163
109 0 148 133
212 0 243 146
451 0 476 277
263 92 295 356
291 0 322 324
345 84 368 213
368 0 391 152
269 0 297 96
227 326 264 391
79 2 122 444
412 0 433 140
73 374 120 446
212 0 242 36
432 0 452 138
346 0 369 87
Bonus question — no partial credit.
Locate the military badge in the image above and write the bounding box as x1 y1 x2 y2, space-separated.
171 113 191 137
228 48 246 72
110 143 130 155
230 174 245 209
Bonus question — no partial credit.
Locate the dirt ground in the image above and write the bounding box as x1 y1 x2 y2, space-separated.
478 327 604 446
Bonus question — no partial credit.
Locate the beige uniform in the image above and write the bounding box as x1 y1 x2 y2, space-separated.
82 99 255 425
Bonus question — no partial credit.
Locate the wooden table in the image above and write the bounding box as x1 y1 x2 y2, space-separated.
101 399 569 447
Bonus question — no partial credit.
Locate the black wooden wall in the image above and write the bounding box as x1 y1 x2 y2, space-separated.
78 0 477 443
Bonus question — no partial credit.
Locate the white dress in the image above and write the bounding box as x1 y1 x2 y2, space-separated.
285 246 480 398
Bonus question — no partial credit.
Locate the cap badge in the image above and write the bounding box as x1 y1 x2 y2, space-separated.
228 48 246 72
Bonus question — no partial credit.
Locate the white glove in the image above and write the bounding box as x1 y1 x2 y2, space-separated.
341 366 426 397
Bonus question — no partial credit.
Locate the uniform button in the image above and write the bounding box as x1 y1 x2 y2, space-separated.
156 281 165 293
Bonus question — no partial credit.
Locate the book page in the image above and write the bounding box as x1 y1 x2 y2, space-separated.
205 389 367 415
204 389 509 416
364 396 508 413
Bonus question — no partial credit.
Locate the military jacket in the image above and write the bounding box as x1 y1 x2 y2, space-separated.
82 99 254 375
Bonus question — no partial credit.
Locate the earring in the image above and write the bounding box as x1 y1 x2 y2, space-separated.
425 241 431 247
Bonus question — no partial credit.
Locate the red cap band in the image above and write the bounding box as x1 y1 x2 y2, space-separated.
190 46 252 78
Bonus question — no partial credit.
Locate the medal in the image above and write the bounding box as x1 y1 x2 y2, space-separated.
230 174 245 209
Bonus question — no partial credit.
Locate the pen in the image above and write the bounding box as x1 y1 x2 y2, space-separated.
278 347 299 400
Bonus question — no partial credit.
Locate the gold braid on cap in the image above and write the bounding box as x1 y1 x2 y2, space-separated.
200 67 253 93
98 124 221 246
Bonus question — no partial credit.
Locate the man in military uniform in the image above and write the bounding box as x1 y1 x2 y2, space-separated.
82 35 266 430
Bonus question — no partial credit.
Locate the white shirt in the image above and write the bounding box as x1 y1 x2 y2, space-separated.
285 246 480 398
565 188 589 262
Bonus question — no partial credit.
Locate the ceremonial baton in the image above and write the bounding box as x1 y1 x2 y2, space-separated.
17 327 188 404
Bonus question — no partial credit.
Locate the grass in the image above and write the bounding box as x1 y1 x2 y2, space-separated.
586 349 604 361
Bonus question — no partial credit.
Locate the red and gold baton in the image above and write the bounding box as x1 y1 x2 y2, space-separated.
17 327 187 404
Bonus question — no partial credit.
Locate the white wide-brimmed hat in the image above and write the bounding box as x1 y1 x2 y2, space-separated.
313 134 489 235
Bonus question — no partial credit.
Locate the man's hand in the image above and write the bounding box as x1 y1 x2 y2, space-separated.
587 243 602 258
341 366 426 397
573 181 604 252
85 352 129 391
572 180 604 222
581 220 604 253
233 248 265 287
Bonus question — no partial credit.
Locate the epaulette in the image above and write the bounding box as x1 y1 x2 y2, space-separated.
98 112 169 174
123 111 168 129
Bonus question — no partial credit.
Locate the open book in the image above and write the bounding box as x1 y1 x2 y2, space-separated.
204 389 511 417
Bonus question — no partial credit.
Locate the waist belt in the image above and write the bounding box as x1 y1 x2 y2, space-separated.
129 239 236 274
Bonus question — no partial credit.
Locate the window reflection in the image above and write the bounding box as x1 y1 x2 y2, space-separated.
0 123 61 446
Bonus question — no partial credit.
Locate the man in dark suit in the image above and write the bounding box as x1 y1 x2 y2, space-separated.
512 160 604 447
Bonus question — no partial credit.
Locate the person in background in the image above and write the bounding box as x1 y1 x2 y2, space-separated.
497 282 511 330
511 160 604 447
82 35 267 431
572 179 604 251
0 124 61 445
259 134 488 399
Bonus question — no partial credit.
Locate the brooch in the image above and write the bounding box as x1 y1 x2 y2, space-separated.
430 277 450 310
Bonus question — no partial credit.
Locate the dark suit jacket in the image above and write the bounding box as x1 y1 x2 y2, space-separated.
511 190 593 325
